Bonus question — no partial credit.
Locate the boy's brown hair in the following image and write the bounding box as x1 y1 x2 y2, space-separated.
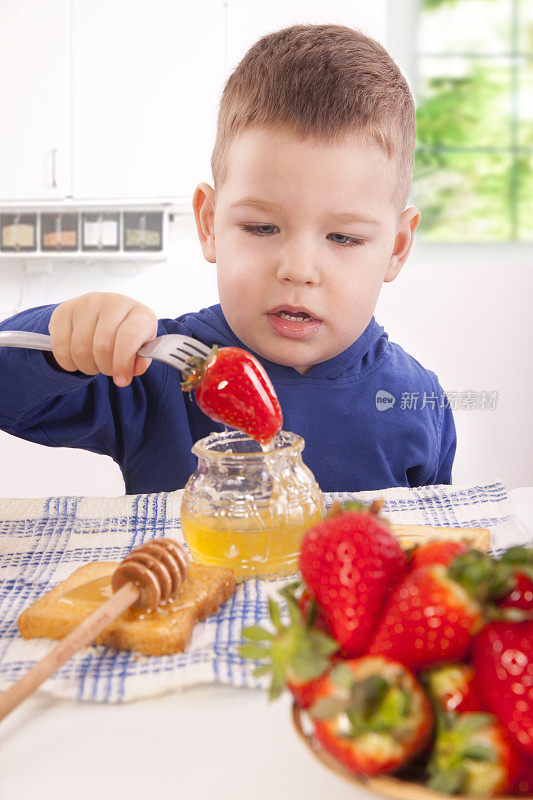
210 23 416 216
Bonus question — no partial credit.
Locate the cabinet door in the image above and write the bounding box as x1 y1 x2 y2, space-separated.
72 0 226 200
0 0 71 200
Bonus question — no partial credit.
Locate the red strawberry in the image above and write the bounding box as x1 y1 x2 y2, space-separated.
181 345 282 444
299 502 407 657
513 752 533 796
421 663 482 713
368 564 484 671
409 539 469 571
472 619 533 758
367 550 516 671
499 571 533 611
238 582 339 707
497 546 533 611
426 709 521 796
309 656 434 776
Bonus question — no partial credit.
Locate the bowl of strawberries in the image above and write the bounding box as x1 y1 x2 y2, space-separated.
239 500 533 799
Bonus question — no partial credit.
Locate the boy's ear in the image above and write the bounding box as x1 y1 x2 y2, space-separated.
383 206 421 283
192 182 216 263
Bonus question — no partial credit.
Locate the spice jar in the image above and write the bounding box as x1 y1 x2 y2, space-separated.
180 430 325 580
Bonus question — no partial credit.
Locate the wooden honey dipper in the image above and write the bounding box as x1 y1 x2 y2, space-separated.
0 538 190 722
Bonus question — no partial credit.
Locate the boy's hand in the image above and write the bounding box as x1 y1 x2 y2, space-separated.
48 292 159 387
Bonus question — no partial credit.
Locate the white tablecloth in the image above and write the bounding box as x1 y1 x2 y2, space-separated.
0 486 532 800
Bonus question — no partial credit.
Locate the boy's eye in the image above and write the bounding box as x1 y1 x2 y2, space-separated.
240 224 277 236
328 233 366 247
240 225 365 247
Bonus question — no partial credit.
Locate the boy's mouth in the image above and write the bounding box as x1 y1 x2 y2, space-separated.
266 305 322 340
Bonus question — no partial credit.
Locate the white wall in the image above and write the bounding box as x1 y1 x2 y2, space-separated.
1 215 532 497
375 241 533 492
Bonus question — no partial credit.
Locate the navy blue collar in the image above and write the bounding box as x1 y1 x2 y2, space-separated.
205 304 387 382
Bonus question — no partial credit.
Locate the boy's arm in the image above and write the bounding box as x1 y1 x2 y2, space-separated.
0 304 170 469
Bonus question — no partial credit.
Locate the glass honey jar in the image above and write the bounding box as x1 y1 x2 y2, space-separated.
180 430 325 580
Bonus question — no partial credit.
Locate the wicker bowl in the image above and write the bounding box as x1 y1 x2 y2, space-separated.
291 703 532 800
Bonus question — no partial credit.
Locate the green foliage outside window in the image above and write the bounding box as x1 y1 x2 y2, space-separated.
412 0 533 241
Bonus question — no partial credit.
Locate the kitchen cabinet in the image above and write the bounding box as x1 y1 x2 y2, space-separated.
0 0 225 202
0 0 71 200
71 0 226 199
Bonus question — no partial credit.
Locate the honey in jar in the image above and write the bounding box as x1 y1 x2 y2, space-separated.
180 430 325 580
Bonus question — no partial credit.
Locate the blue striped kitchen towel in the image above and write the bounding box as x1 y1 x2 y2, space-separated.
0 479 528 703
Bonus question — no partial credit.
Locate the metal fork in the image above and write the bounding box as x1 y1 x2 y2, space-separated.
0 330 213 373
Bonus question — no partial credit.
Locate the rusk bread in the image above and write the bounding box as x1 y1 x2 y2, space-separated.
390 523 490 552
18 560 235 656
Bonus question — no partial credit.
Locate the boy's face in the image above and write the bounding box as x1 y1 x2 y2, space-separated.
193 127 420 375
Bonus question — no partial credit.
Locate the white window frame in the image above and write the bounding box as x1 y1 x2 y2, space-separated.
386 0 532 266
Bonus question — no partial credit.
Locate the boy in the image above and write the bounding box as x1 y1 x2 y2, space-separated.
0 24 456 494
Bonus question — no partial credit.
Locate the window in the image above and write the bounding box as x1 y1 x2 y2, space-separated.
390 0 533 243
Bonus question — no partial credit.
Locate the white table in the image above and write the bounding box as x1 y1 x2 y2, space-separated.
1 488 532 800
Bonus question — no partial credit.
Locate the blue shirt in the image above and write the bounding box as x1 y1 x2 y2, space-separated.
0 303 456 494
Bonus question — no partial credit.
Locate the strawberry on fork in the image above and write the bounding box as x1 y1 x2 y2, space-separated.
181 345 283 444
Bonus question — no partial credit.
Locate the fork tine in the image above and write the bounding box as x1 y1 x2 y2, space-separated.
178 340 212 358
191 340 212 356
136 333 213 372
167 352 191 372
174 347 200 367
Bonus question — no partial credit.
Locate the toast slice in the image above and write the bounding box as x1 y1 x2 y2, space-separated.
18 560 235 656
390 523 490 552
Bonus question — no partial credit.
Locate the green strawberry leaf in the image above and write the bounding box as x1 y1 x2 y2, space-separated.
238 584 337 702
269 662 286 700
342 500 369 513
486 604 531 622
460 744 496 762
238 644 269 660
242 625 273 641
378 686 410 722
449 550 515 602
286 596 302 627
452 713 495 736
434 708 456 732
349 675 388 717
309 696 349 719
307 629 339 656
291 653 330 682
500 545 533 566
330 663 357 692
252 664 273 678
268 599 282 631
279 580 302 599
305 596 318 628
427 765 467 795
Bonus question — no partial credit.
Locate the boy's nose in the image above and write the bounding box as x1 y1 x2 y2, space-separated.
275 243 321 286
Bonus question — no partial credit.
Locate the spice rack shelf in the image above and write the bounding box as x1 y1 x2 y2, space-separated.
0 200 189 261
